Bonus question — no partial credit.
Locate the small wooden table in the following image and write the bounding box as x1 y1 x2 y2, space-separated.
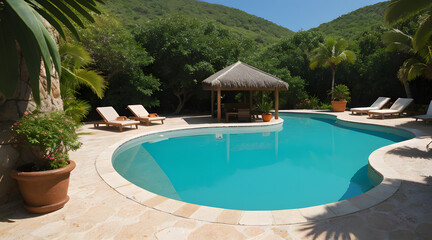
226 112 238 122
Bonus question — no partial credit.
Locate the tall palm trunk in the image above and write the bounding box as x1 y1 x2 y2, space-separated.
331 68 336 100
403 81 413 98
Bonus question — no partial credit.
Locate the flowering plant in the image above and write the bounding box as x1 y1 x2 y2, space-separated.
11 111 82 171
296 96 320 109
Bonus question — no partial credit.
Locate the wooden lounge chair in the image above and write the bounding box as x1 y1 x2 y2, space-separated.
127 105 166 126
351 97 390 115
414 100 432 123
95 106 140 132
368 98 414 119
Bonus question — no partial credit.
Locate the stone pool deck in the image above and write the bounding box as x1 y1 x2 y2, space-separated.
1 110 431 239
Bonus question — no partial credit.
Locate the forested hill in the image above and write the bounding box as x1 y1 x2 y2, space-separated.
102 0 294 44
313 1 389 39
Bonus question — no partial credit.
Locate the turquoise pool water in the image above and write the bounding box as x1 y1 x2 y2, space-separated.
112 113 413 210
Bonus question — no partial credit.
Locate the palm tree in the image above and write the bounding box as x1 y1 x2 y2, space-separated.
385 0 432 51
309 38 356 100
59 42 107 121
383 29 432 97
0 0 103 103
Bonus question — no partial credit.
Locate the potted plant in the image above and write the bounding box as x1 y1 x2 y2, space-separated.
259 101 274 122
10 110 82 214
331 84 351 112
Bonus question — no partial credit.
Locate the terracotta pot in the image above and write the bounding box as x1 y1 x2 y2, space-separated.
331 101 347 112
10 160 76 214
262 113 273 122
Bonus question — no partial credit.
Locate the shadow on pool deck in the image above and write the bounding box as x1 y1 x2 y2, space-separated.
0 200 44 223
387 146 432 159
293 177 432 240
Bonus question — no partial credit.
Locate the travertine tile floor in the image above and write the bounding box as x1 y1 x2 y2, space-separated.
1 111 431 240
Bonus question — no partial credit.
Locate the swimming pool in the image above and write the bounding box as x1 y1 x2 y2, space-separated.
112 113 413 211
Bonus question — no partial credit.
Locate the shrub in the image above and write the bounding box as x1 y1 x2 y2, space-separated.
11 111 82 171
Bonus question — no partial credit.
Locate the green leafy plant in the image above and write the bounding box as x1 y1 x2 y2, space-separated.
296 96 320 109
259 101 274 113
319 103 333 110
385 0 432 51
309 37 356 100
0 0 103 103
11 111 82 171
59 42 106 121
331 84 351 102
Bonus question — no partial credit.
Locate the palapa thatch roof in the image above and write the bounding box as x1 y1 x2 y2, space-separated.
202 61 289 91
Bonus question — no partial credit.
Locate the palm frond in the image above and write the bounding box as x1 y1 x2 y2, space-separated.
413 14 432 51
0 0 103 103
73 69 107 98
60 43 92 68
385 0 432 25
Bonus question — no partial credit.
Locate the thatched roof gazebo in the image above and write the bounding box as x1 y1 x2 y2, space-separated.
202 61 289 122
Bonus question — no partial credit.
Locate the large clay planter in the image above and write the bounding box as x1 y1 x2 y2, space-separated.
10 160 76 214
331 101 347 112
262 113 273 122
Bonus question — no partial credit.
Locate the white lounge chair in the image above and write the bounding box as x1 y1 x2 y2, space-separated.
414 100 432 123
368 98 414 119
127 105 166 126
95 106 139 132
350 97 391 115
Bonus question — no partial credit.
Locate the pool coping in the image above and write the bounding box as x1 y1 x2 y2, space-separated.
94 111 426 226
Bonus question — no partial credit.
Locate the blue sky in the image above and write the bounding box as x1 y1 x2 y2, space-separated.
200 0 385 31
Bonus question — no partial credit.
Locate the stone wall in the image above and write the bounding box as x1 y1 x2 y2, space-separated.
0 51 63 204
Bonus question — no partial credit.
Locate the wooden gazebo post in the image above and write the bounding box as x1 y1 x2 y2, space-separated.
211 90 214 117
275 89 279 119
217 88 221 122
249 90 253 110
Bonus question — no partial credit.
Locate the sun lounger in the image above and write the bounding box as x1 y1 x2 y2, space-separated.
127 105 166 126
351 97 390 115
95 106 139 132
368 98 413 119
414 100 432 123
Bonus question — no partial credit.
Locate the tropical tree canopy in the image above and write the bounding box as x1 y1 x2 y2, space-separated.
134 16 254 114
309 38 356 99
383 29 432 83
59 42 106 122
0 0 103 103
385 0 432 51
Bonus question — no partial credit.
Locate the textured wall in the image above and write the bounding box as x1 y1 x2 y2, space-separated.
0 50 63 204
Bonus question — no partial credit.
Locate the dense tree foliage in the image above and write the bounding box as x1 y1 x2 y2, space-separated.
72 1 431 119
314 2 388 40
134 16 255 113
74 15 160 117
101 0 293 45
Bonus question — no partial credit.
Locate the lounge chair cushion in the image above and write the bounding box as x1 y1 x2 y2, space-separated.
350 107 379 111
414 100 432 120
127 105 166 123
128 105 150 118
368 98 413 115
108 120 140 125
371 97 391 108
389 98 414 111
95 106 140 131
97 106 120 121
351 97 390 112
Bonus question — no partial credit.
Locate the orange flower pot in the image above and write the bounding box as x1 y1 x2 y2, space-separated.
331 101 347 112
11 160 76 214
262 113 273 122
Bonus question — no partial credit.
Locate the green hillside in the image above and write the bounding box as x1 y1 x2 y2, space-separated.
313 1 389 39
101 0 294 44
